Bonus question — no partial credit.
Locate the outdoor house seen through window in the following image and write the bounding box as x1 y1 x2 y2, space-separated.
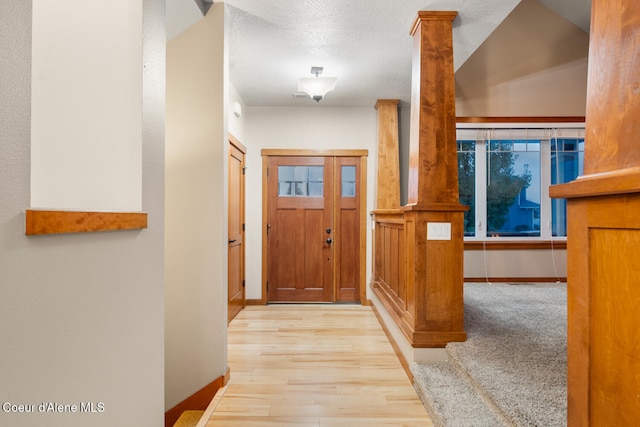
456 125 585 239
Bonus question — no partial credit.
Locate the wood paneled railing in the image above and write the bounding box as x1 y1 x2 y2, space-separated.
370 208 467 348
371 210 406 315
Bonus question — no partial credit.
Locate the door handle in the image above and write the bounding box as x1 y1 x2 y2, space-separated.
326 237 332 244
228 239 236 244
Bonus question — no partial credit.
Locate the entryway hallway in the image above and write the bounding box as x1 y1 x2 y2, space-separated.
202 305 433 426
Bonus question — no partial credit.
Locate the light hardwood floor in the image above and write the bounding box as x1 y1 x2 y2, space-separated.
203 305 433 426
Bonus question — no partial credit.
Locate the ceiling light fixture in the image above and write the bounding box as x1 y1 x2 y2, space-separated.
297 66 337 102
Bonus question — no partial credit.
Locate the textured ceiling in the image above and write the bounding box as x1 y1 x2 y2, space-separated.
167 0 592 107
224 0 524 107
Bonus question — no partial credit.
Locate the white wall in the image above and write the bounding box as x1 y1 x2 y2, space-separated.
165 4 229 410
244 106 378 300
0 1 165 426
31 0 143 211
453 0 589 118
465 248 566 280
455 58 588 117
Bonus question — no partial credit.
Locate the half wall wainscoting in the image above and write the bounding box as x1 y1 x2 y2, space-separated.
370 209 467 365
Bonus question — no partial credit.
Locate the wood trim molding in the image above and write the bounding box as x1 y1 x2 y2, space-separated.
246 298 265 306
25 210 147 236
229 133 247 153
261 156 269 306
457 116 586 123
261 149 368 157
164 368 230 427
410 10 458 34
465 277 566 283
370 208 403 215
359 157 368 305
464 240 567 250
375 99 400 109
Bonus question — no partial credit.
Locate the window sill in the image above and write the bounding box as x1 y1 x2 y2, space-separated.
464 240 567 250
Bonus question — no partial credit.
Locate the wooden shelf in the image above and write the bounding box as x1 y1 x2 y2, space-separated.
25 210 147 235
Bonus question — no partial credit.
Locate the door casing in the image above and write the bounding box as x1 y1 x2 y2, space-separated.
228 135 246 321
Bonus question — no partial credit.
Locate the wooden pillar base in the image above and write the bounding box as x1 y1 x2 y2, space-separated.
403 206 466 347
370 205 466 349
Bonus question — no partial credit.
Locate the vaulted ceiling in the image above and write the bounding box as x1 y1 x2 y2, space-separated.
167 0 592 107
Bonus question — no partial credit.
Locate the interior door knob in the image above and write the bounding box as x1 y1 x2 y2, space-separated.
326 237 332 244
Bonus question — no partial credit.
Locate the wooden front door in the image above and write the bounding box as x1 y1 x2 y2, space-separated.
334 156 362 302
267 156 334 302
265 152 366 303
228 138 245 322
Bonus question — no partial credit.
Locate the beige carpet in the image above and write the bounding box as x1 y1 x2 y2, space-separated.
412 282 567 426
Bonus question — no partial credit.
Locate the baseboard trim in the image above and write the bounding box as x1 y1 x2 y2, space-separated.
369 300 413 383
165 368 230 427
246 298 265 306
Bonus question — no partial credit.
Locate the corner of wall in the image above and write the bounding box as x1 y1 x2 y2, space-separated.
165 0 229 410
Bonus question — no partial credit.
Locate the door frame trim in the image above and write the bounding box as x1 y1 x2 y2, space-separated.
228 133 246 321
230 133 247 153
261 149 368 305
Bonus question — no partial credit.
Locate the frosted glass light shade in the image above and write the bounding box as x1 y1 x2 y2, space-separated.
298 77 337 99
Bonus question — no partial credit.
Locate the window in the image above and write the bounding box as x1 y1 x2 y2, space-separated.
487 139 540 237
278 166 324 197
551 136 584 236
457 125 585 239
457 140 476 236
341 165 356 197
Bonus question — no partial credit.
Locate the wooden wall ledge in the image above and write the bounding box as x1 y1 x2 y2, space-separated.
25 210 148 235
550 166 640 199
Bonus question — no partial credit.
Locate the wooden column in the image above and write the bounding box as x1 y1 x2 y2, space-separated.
375 99 401 209
405 11 466 347
549 0 640 425
407 12 461 208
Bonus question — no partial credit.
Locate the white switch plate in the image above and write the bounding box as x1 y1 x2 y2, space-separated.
427 222 451 240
